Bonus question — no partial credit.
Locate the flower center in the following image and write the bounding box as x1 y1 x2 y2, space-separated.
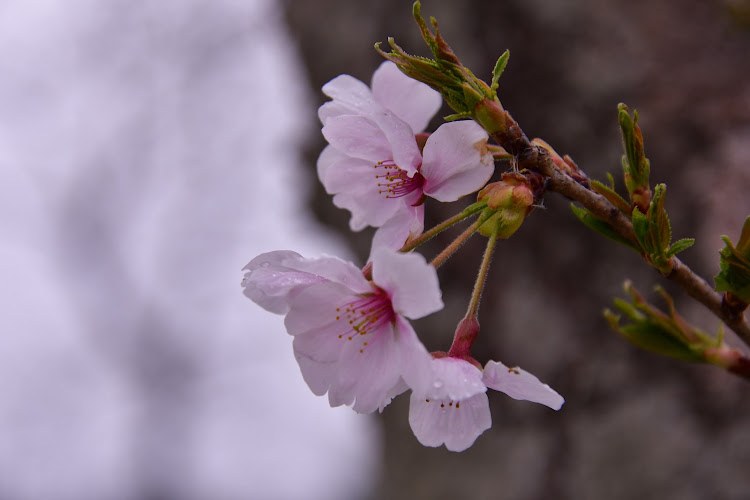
374 160 425 199
335 287 395 354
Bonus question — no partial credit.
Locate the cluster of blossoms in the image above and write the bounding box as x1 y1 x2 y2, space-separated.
242 62 563 452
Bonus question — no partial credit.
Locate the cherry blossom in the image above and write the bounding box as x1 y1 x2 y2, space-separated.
409 357 564 452
318 61 495 252
242 247 443 414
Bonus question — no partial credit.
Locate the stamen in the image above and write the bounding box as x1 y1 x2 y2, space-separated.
374 160 424 199
334 288 395 354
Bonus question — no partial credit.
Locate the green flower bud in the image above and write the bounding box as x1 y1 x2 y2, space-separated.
476 174 536 238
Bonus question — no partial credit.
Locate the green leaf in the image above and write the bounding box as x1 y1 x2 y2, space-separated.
605 282 719 364
570 204 640 251
590 179 631 214
606 172 616 189
618 103 651 209
616 321 705 362
443 112 473 122
715 229 750 302
490 50 509 94
735 216 750 254
631 207 649 249
650 184 671 251
667 238 695 258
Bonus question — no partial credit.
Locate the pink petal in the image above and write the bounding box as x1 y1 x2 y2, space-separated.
288 255 370 294
319 144 427 231
318 100 355 124
292 324 343 396
321 74 380 116
421 121 494 202
332 321 403 414
427 357 486 401
316 145 345 189
392 316 433 398
242 250 327 314
317 146 374 194
371 247 443 320
369 204 424 253
332 190 405 231
318 147 406 230
371 61 442 133
483 360 565 410
321 73 422 175
408 391 491 452
245 250 369 297
322 115 393 163
284 282 361 336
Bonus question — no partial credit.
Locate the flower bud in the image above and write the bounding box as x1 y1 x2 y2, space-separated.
476 174 536 238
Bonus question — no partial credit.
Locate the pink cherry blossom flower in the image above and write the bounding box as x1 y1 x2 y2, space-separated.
318 61 495 251
408 357 564 452
242 247 443 414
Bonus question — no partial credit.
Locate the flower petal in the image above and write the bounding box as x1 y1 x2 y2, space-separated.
421 121 494 202
292 324 343 396
242 250 327 314
322 115 392 163
317 146 381 198
321 74 380 116
371 247 443 320
483 360 565 410
429 357 487 401
284 282 360 336
371 61 442 134
392 316 433 398
288 255 369 292
408 391 491 452
331 190 405 231
321 73 422 175
368 203 424 254
332 321 403 414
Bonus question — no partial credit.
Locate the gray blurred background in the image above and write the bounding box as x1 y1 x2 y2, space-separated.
0 1 377 499
2 0 750 499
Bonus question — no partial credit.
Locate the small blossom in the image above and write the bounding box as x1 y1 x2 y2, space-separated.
242 247 443 414
409 356 564 452
318 61 494 252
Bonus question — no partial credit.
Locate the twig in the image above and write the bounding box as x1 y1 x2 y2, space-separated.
487 113 750 347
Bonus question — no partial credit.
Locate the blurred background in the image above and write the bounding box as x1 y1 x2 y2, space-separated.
1 0 750 499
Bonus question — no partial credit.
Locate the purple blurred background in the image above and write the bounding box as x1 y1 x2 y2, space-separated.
0 1 377 499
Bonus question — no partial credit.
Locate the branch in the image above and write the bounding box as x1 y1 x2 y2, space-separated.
488 113 750 347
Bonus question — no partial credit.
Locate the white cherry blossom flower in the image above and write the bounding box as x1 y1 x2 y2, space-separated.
318 61 494 251
409 357 564 452
242 247 443 414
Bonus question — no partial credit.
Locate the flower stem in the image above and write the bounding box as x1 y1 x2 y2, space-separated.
447 225 499 358
400 200 488 253
466 223 499 320
429 218 482 269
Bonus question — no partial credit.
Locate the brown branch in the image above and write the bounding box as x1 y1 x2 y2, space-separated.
487 112 750 347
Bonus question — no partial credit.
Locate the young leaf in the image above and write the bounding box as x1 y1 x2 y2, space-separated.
590 179 631 214
667 238 695 258
490 50 510 94
570 204 640 251
630 207 650 250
